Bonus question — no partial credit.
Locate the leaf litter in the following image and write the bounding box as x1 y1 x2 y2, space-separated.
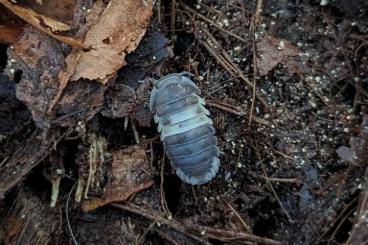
0 0 368 244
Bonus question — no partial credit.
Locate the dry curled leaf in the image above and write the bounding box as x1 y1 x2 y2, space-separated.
13 27 64 129
0 0 84 48
49 0 154 114
68 0 154 83
82 145 154 211
0 0 70 32
256 35 299 76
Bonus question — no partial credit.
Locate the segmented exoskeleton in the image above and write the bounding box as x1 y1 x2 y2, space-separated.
149 72 220 185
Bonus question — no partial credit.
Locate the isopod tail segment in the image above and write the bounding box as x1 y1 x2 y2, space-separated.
150 72 220 185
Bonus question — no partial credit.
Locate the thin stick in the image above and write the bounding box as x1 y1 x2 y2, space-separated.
198 28 269 110
171 0 176 35
135 221 156 245
255 140 294 223
160 153 170 215
227 202 251 232
257 175 302 185
66 182 78 245
254 0 263 26
249 25 257 126
131 118 140 144
112 202 281 245
206 100 246 116
157 0 161 24
271 148 293 160
182 4 247 42
50 176 61 207
206 100 271 127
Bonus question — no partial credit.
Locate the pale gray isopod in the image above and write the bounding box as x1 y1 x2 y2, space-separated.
149 72 220 185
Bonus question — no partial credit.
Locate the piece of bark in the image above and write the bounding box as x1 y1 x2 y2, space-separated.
0 129 62 199
82 145 154 212
1 188 61 244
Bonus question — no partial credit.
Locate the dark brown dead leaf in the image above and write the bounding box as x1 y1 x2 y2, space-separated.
54 79 106 127
101 31 173 127
256 35 299 76
0 24 23 44
82 145 154 212
102 80 152 127
0 5 25 44
102 84 136 119
11 26 106 129
13 27 63 129
0 74 30 138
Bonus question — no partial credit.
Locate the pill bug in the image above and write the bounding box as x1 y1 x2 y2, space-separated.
149 72 220 185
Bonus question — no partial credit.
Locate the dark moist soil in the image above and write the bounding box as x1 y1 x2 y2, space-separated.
1 0 368 244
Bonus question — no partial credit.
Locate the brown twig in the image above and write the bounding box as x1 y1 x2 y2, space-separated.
316 196 358 242
193 225 281 245
206 100 246 116
131 118 140 144
181 4 247 42
135 221 156 245
206 100 272 127
249 19 257 126
195 28 269 110
254 0 263 26
171 0 176 35
257 175 302 185
157 0 161 24
160 153 170 216
66 181 78 245
112 202 282 245
226 202 251 232
255 139 294 223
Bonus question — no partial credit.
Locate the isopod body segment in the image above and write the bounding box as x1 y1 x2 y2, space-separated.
149 72 220 185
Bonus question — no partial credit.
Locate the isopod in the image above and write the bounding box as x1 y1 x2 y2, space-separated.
149 72 220 185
